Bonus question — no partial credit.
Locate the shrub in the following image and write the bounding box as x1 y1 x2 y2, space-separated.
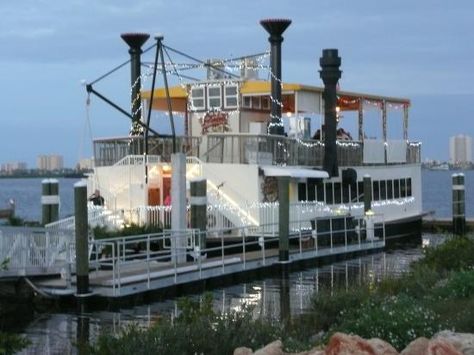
414 235 474 272
91 294 294 355
0 332 30 355
332 293 446 351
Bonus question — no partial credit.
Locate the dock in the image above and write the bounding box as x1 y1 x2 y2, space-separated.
30 225 385 299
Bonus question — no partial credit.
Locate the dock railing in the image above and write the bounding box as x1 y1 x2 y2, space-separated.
0 226 75 277
87 213 385 297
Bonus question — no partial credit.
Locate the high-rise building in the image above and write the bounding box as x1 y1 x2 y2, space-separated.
37 155 64 171
449 135 472 164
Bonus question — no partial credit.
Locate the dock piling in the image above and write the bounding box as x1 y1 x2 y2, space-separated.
190 179 207 254
42 179 59 225
452 173 466 235
278 176 290 262
74 181 89 295
171 153 187 264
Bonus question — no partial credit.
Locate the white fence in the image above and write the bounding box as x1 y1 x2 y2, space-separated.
0 226 75 277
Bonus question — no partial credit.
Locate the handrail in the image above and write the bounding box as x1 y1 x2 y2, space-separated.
86 214 385 295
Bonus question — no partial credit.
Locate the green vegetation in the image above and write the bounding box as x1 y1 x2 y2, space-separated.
0 332 30 355
92 224 163 240
90 235 474 354
90 293 305 355
0 258 8 271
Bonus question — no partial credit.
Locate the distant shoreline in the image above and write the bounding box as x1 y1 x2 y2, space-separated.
0 172 87 179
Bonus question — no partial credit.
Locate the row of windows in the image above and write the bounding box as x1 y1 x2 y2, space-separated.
190 85 238 110
242 95 271 110
298 178 412 204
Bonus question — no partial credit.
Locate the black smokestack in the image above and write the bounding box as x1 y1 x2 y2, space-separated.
260 18 291 136
320 49 342 177
121 32 150 136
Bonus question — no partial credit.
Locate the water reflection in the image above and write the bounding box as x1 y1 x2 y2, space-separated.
18 246 424 354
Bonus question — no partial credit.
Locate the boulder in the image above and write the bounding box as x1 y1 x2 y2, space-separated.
234 347 253 355
401 337 462 355
253 340 284 355
367 338 398 355
434 331 474 355
325 332 377 355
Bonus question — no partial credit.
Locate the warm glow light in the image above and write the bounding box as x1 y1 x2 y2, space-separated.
162 165 172 173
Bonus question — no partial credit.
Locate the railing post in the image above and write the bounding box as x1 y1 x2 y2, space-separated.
74 181 89 296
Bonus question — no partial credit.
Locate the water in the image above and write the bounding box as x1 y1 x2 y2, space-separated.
0 170 467 353
0 177 78 223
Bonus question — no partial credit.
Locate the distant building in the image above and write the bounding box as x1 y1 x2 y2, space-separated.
0 161 27 174
449 135 472 164
37 155 64 171
78 157 94 170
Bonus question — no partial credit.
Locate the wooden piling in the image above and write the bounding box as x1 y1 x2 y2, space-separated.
74 181 89 295
278 176 290 262
452 173 466 235
42 179 59 225
190 179 207 252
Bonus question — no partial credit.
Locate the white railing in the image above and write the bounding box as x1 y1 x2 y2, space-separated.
45 205 124 231
114 154 161 167
88 215 385 297
0 226 75 277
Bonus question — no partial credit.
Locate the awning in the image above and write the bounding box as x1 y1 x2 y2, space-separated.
261 166 329 179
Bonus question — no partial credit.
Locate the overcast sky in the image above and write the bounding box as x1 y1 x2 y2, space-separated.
1 0 473 167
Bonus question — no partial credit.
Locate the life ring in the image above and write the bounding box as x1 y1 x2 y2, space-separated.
207 214 217 228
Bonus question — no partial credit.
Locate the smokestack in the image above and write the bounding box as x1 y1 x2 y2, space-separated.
260 18 291 136
121 32 150 135
320 49 342 177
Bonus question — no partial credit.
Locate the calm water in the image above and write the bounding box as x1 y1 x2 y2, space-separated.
0 170 468 353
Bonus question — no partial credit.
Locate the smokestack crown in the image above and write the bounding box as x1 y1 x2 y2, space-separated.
260 19 292 37
120 33 150 50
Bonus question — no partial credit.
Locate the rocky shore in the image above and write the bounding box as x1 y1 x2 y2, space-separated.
234 331 474 355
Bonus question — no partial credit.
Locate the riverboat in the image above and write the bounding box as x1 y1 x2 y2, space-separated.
86 20 422 242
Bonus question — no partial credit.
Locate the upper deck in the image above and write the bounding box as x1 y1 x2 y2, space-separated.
93 134 420 167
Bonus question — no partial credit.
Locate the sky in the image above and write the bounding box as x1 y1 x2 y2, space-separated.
1 0 473 167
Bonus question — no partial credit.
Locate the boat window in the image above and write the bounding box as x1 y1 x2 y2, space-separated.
350 182 358 202
387 180 393 199
298 183 307 201
262 96 270 110
307 181 316 201
380 180 387 200
224 85 238 108
325 183 333 204
252 96 261 109
400 178 407 197
334 182 342 204
373 180 380 201
316 182 324 202
394 179 400 198
207 86 222 109
357 181 364 202
407 178 412 196
243 96 251 108
191 87 205 110
342 183 350 203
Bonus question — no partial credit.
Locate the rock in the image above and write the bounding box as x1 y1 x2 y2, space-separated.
234 347 253 355
434 331 474 355
253 340 284 355
401 337 462 355
325 332 377 355
367 338 399 354
401 337 430 355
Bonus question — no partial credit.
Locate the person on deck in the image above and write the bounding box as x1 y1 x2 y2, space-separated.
89 189 104 206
